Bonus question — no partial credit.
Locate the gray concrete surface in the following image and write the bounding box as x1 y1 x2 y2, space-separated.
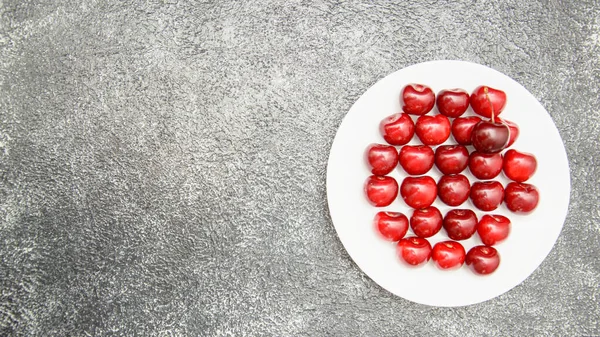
0 0 599 336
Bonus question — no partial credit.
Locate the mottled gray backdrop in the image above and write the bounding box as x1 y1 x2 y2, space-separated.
0 0 598 336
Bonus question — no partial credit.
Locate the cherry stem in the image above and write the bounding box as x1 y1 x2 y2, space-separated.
484 87 495 123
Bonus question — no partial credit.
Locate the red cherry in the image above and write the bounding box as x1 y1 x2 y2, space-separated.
497 117 519 147
379 113 415 145
365 175 398 207
466 245 500 275
451 116 481 145
505 182 540 213
436 89 470 118
400 176 437 209
477 214 511 246
374 212 409 241
470 181 504 211
469 86 507 118
468 152 503 180
366 144 399 175
471 120 510 153
415 114 451 146
431 241 466 269
437 174 470 206
443 209 478 241
397 237 432 266
410 206 443 238
434 145 469 175
503 149 537 182
398 145 435 175
401 84 435 115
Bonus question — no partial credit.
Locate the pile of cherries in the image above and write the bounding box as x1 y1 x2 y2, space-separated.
365 84 539 275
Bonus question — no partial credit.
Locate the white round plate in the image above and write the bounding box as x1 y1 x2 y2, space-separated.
326 60 570 307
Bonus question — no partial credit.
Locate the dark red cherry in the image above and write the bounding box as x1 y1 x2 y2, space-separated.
471 120 510 154
436 89 469 118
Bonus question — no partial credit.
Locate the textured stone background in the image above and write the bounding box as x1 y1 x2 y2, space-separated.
0 0 598 336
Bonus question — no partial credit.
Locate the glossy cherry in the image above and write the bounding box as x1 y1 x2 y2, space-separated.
437 174 470 206
443 209 478 241
410 206 443 238
451 116 481 145
497 117 519 147
431 241 466 270
379 113 415 145
470 86 507 118
398 145 434 175
503 149 537 182
505 182 539 213
468 152 503 180
470 181 504 211
397 237 432 266
466 246 500 275
471 120 510 153
374 212 409 241
366 144 399 175
415 114 451 145
434 145 469 175
400 176 437 209
477 214 511 246
436 89 470 118
365 175 398 207
401 84 435 115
